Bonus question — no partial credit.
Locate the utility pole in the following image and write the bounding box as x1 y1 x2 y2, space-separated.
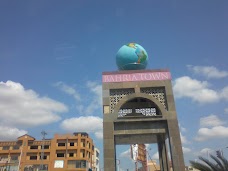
40 130 47 171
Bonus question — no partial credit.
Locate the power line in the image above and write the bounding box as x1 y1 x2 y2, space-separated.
146 149 157 170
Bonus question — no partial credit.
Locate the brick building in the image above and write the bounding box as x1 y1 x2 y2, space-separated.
0 132 96 171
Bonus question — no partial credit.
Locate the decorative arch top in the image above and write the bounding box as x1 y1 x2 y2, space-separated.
112 93 168 120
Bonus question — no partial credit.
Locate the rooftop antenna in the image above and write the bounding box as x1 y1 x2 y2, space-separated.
40 130 47 170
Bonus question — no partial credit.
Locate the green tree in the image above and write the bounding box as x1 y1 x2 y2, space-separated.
190 154 228 171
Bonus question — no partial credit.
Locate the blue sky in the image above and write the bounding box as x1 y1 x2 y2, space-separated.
0 0 228 169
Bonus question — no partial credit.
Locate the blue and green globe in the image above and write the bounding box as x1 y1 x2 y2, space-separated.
116 43 148 70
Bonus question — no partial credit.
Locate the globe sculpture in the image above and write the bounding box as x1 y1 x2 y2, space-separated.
116 43 148 70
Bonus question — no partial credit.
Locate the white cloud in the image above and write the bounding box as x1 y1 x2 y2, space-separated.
152 152 159 160
179 124 189 144
173 76 218 103
225 108 228 114
145 144 150 150
220 86 228 101
82 100 99 115
86 81 102 103
187 65 228 79
200 148 212 155
83 81 102 114
0 126 27 140
173 76 228 104
61 116 103 139
55 81 102 115
0 81 68 128
195 126 228 141
119 168 125 171
180 132 189 144
95 131 103 139
120 149 131 158
180 125 187 133
200 115 225 127
54 82 81 101
182 147 191 153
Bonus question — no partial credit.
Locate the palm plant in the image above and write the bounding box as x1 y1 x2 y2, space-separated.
189 154 228 171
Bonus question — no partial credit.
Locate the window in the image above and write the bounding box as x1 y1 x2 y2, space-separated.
57 153 65 157
44 145 49 149
75 160 86 168
96 151 99 158
87 152 90 158
0 156 8 162
69 153 74 157
58 143 65 146
81 139 85 147
80 149 85 158
96 159 99 165
40 155 47 160
11 156 19 161
13 145 20 150
30 156 37 160
2 146 10 150
30 145 38 149
70 142 74 146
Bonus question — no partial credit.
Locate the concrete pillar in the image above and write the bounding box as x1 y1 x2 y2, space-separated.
103 121 116 171
157 135 169 171
168 120 185 171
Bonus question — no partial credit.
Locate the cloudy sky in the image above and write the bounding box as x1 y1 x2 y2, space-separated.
0 0 228 169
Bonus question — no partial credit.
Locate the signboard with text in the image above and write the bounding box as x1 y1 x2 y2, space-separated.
103 71 171 83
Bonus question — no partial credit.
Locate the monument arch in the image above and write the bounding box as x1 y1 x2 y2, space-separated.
102 43 185 171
